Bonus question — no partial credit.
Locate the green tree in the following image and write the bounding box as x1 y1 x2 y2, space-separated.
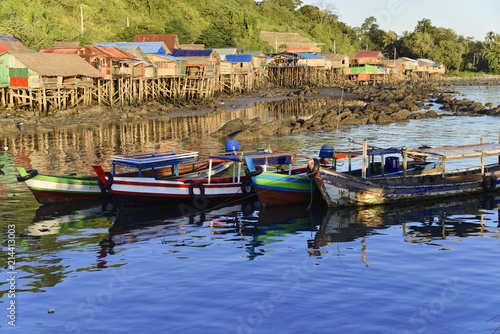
484 40 500 74
195 18 236 48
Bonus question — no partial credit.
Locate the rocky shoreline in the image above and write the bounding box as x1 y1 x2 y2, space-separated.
1 77 500 137
213 77 500 140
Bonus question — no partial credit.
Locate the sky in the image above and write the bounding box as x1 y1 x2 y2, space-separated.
300 0 500 41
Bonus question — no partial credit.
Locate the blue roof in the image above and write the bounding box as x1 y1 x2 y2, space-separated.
0 35 18 41
155 54 185 62
171 49 213 57
94 42 168 54
295 53 325 59
225 54 252 62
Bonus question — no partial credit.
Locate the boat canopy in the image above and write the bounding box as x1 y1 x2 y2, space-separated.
334 147 402 157
406 143 500 160
111 151 199 170
209 152 293 165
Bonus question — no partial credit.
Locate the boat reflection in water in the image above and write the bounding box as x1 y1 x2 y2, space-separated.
26 199 117 237
313 195 500 265
238 204 327 260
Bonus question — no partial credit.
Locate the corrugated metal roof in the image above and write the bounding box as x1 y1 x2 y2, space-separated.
225 54 252 62
52 41 80 48
244 51 266 57
0 35 18 41
213 48 238 57
133 34 178 52
8 51 103 77
154 54 185 61
172 49 213 57
321 53 349 61
295 53 325 59
39 48 79 54
94 42 168 55
355 51 384 58
83 45 138 61
418 58 435 64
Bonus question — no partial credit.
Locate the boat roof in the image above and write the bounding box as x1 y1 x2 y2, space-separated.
406 143 500 160
210 152 293 165
111 151 198 169
333 147 403 157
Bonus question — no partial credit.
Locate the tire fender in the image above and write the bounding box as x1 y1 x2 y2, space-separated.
482 176 496 193
306 159 320 178
189 182 205 199
16 169 39 182
244 166 264 177
97 172 113 190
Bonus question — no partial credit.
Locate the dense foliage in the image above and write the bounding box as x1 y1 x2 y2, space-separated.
0 0 498 73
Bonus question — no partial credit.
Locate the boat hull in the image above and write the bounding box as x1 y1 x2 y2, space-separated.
22 173 104 204
253 171 322 207
17 160 233 205
103 176 249 209
316 167 500 207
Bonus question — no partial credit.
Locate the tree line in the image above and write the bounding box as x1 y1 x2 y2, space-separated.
0 0 498 74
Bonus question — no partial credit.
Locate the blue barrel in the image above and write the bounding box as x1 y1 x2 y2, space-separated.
319 145 335 158
385 157 400 173
225 140 239 153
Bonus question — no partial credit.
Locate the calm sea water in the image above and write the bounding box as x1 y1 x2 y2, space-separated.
1 86 500 334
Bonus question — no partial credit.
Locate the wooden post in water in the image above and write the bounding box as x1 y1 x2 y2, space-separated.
362 139 367 179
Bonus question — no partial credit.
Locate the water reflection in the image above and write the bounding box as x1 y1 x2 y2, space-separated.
0 98 323 175
314 195 500 263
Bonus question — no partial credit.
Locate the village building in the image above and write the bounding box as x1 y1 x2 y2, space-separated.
321 53 350 70
213 48 241 61
295 53 327 68
171 49 218 77
243 51 267 69
219 54 253 92
286 47 321 54
133 34 179 54
0 51 102 110
351 51 386 66
398 57 419 75
94 42 178 78
77 45 142 80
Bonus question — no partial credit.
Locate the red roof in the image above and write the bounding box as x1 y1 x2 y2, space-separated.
79 45 138 61
39 47 79 54
355 51 384 58
133 34 179 53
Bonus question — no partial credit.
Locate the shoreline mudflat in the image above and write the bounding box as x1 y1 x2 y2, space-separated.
1 77 500 136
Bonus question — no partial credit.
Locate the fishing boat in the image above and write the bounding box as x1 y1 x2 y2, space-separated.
16 149 233 205
311 140 500 207
243 150 323 208
93 148 293 209
243 142 436 208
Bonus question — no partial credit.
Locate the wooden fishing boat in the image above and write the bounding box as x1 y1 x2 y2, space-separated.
243 143 434 208
93 150 293 209
16 150 233 205
244 151 322 208
311 141 500 207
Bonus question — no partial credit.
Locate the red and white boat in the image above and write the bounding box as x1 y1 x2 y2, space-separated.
93 149 293 209
17 149 233 204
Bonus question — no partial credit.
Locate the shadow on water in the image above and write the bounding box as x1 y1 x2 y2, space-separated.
314 194 500 257
6 190 500 294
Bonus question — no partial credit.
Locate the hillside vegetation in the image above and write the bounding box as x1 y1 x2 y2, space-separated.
0 0 499 73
